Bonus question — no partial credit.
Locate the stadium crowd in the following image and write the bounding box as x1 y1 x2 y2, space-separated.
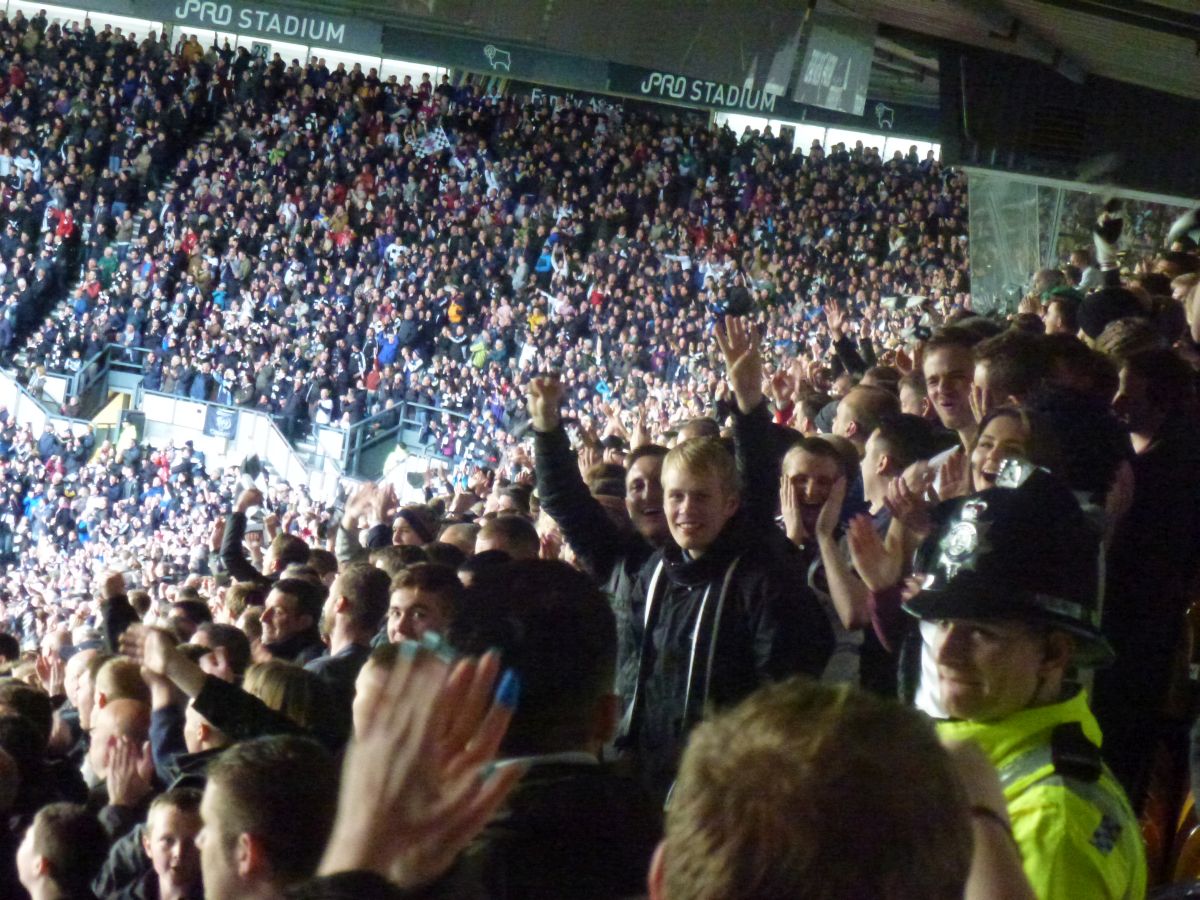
1 9 1200 900
10 12 969 473
0 8 226 372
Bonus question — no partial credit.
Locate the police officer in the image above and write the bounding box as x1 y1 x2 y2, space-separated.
907 465 1147 900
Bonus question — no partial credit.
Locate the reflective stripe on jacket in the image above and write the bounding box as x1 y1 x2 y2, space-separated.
939 691 1147 900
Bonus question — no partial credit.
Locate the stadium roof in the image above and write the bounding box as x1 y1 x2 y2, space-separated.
357 0 1199 108
841 0 1200 102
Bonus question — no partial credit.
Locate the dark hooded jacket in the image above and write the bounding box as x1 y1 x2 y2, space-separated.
621 518 834 799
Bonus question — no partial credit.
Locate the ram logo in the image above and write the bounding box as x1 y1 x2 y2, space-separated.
483 45 511 71
875 102 895 130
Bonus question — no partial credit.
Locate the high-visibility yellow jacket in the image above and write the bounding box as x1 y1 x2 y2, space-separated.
939 691 1147 900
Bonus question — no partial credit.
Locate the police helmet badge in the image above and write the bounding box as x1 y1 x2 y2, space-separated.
937 497 990 580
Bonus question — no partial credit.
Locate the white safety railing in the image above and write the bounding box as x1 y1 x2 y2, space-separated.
139 390 345 502
0 369 93 437
0 366 344 502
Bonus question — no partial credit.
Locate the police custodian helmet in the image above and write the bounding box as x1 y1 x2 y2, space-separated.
906 462 1114 667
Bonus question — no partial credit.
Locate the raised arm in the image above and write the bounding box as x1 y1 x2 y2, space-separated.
221 486 267 584
824 301 869 377
98 570 139 654
335 482 378 563
715 315 778 529
530 374 628 581
121 625 311 746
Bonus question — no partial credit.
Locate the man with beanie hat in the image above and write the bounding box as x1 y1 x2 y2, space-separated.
392 505 437 546
906 465 1146 900
1077 287 1147 343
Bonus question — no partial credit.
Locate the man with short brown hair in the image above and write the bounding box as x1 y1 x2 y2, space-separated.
260 579 325 665
307 563 391 704
386 563 461 643
831 384 900 456
197 735 338 900
650 678 973 900
17 802 109 900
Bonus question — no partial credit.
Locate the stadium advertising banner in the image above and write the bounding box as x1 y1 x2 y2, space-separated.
607 63 938 139
203 404 239 441
85 0 382 54
616 66 782 114
381 29 608 90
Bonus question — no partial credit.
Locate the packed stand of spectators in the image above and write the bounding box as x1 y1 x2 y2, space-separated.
14 49 967 467
0 413 333 614
2 17 1200 900
0 197 1197 897
0 11 227 380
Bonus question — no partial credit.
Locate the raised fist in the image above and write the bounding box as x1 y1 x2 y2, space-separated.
527 375 565 433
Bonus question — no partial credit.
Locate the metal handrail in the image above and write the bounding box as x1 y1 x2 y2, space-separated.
342 396 471 476
48 344 112 399
140 388 242 415
0 367 96 430
107 344 158 370
36 341 472 476
9 376 90 427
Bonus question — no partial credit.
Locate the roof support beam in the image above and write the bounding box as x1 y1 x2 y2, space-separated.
942 0 1087 82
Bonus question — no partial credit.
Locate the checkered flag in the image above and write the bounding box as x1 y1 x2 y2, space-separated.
411 126 454 159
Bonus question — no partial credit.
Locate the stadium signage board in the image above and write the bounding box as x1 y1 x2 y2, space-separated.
203 403 238 440
617 66 781 114
381 28 608 90
85 0 382 54
608 62 938 140
793 12 877 117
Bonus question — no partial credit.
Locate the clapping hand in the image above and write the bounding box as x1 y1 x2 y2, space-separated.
373 482 398 528
780 475 808 547
815 476 847 543
35 651 65 697
318 647 523 890
937 447 971 502
120 625 175 678
884 467 937 537
577 442 601 479
846 514 902 591
342 481 378 530
106 736 155 808
120 625 205 697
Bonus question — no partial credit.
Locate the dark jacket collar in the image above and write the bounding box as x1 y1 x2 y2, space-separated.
265 627 323 662
661 515 750 586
